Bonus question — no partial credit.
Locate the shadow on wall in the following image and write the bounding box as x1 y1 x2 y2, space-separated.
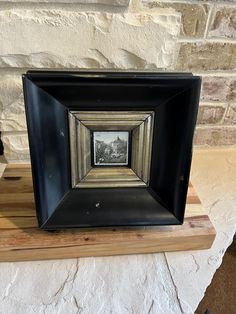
0 133 6 163
0 132 3 156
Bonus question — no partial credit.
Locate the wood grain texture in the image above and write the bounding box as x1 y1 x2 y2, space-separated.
82 120 142 130
0 165 216 262
73 111 153 121
77 167 146 188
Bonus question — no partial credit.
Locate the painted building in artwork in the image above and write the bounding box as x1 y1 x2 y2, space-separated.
111 136 126 155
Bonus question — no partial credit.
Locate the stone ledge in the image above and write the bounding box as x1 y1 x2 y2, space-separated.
166 148 236 312
0 9 181 69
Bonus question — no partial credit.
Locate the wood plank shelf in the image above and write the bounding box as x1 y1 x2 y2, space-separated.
0 164 216 262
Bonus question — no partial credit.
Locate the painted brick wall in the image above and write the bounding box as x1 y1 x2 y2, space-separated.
0 0 235 161
144 0 236 147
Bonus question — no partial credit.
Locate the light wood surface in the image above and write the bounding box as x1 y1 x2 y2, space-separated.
77 167 146 188
0 164 216 262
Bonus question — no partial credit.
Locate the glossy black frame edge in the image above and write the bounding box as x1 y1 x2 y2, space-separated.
22 71 201 230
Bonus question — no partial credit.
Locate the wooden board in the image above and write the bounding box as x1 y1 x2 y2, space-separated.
78 167 146 188
0 164 216 262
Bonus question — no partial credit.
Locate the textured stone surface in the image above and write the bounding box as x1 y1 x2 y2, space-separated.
0 149 236 313
0 254 183 314
194 126 236 146
224 104 236 125
0 76 26 131
201 77 236 102
0 9 181 69
143 1 209 37
208 7 236 39
177 43 236 71
197 103 226 124
228 79 236 101
166 149 236 313
1 133 29 161
0 0 130 4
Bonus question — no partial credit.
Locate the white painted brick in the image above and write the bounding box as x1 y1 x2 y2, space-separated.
0 76 26 131
1 133 29 161
0 9 181 69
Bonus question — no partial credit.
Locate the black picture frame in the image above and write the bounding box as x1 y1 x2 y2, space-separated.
23 71 201 230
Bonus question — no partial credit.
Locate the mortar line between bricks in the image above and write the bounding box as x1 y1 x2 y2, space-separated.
178 38 236 44
0 2 126 12
0 68 194 72
200 102 235 107
2 70 234 77
152 0 236 6
196 125 236 130
0 68 236 75
195 71 236 77
1 131 28 136
0 1 235 10
194 145 236 150
0 0 235 13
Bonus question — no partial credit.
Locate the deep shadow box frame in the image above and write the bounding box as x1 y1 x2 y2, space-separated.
23 71 201 230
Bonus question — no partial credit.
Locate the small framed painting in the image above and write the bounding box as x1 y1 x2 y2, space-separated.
93 131 129 166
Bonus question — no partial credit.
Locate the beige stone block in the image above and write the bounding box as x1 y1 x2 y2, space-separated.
208 7 236 39
177 43 236 71
224 104 236 125
201 77 228 102
194 126 236 146
197 103 226 124
0 76 26 131
228 80 236 101
201 77 236 102
143 1 209 37
0 9 181 70
1 133 30 161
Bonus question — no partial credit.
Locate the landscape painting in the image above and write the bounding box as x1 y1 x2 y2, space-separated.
93 131 129 166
